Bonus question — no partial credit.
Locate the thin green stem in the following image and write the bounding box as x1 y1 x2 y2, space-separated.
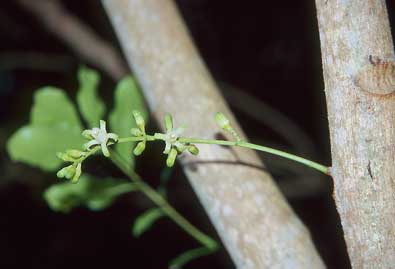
105 182 138 196
178 137 329 174
109 149 218 251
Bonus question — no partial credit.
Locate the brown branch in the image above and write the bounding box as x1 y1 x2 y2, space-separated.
16 0 128 80
315 0 395 267
102 0 325 267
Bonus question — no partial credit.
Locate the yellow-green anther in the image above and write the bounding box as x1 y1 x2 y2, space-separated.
130 128 143 137
164 114 173 132
56 152 75 162
71 163 82 183
66 149 85 159
166 148 178 167
188 144 199 155
133 141 146 156
132 110 145 133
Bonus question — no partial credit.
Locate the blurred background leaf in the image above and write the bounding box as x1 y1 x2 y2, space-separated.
7 87 84 171
44 174 137 213
132 207 164 238
109 76 148 169
77 66 105 128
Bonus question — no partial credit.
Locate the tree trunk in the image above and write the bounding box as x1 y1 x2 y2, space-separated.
315 0 395 267
102 0 325 267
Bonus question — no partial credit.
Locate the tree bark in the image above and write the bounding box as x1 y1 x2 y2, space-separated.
315 0 395 267
102 0 325 268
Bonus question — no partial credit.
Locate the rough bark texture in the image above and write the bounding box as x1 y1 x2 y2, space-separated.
315 1 395 267
102 0 325 268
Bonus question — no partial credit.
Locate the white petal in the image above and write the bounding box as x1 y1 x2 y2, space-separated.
84 140 99 149
101 142 110 157
100 120 106 132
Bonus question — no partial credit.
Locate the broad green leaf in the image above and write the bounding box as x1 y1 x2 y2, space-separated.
77 67 105 127
8 126 84 171
132 208 164 237
7 87 84 171
109 76 148 167
31 87 82 128
44 174 137 213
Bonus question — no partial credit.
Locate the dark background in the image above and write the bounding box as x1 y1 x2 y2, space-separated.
1 1 394 268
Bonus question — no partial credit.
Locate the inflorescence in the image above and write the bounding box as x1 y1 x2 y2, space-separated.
56 111 329 184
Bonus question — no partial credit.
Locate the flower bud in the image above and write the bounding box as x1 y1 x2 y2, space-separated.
57 165 75 179
66 149 85 159
166 148 178 167
174 142 187 153
71 163 82 183
130 128 143 137
214 112 241 142
188 144 199 155
164 114 173 132
56 152 75 162
64 165 76 180
215 112 231 130
133 141 146 156
132 110 145 133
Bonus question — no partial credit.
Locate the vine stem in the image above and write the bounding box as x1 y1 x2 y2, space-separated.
108 149 218 251
178 138 329 175
116 135 329 175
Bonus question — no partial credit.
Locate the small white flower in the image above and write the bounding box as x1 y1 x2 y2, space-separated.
163 127 185 154
154 114 186 154
82 120 118 157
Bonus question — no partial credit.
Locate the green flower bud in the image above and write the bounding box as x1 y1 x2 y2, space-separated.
56 152 75 162
57 165 75 180
66 149 85 159
214 112 241 142
166 148 178 167
64 165 76 180
130 128 143 137
164 114 173 132
56 167 66 178
188 144 199 155
133 141 146 156
71 163 82 183
132 110 145 133
175 142 187 153
215 112 231 130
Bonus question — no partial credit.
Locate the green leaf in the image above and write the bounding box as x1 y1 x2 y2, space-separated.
31 87 82 128
77 66 106 127
109 76 148 168
169 247 216 269
7 87 84 171
44 174 137 213
132 208 164 237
